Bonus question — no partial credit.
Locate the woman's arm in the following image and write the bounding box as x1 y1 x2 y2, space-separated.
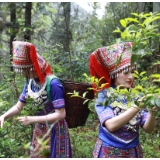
142 109 156 133
105 104 158 133
3 101 25 119
141 95 160 133
0 101 25 128
17 107 66 126
104 107 140 132
96 91 143 132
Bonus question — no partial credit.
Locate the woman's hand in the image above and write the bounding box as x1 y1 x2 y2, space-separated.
149 106 158 112
17 116 34 126
148 95 160 112
0 116 5 128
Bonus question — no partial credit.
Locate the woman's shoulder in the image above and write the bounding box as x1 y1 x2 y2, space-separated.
49 77 63 90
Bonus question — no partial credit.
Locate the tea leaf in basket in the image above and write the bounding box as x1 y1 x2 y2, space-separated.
67 93 74 95
71 95 81 98
83 91 88 98
87 87 94 90
73 90 79 95
83 99 89 105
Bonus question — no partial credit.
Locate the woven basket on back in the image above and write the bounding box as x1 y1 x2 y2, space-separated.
63 80 94 128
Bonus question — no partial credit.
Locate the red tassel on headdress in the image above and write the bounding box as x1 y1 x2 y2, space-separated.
89 53 111 95
30 44 44 84
44 65 52 76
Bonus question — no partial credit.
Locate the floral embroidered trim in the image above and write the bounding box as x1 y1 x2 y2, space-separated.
136 143 143 158
52 99 65 108
55 119 70 158
93 138 103 158
100 143 143 158
19 93 26 102
30 123 52 158
100 110 114 124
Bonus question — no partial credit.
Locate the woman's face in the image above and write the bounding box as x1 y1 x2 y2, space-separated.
22 70 38 79
114 69 135 89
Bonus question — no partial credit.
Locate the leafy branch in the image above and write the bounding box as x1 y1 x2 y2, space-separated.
113 12 160 66
68 72 160 118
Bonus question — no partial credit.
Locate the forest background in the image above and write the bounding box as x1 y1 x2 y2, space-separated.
0 2 160 158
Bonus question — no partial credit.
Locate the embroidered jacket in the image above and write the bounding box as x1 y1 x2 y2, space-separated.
95 85 148 149
19 78 65 115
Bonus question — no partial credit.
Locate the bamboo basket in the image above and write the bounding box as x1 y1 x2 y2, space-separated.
63 80 94 128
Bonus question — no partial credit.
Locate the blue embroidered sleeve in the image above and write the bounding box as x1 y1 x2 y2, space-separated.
19 81 29 103
95 91 114 127
50 78 65 109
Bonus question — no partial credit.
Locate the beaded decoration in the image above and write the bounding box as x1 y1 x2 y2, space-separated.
25 77 47 107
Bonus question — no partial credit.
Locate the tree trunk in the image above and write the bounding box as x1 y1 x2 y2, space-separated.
10 2 19 97
138 2 145 14
153 2 160 51
24 2 32 41
62 2 74 81
62 2 71 52
10 2 16 71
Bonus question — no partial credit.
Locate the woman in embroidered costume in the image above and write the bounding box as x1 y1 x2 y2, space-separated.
0 41 72 158
89 42 158 158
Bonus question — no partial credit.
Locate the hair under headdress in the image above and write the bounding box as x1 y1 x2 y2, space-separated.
12 41 52 84
89 42 136 94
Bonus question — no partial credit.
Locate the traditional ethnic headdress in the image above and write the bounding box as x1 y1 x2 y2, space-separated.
12 41 52 84
89 42 136 94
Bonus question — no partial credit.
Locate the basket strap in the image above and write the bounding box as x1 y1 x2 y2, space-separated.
46 75 64 102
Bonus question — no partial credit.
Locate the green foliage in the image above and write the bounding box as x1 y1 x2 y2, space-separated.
139 126 160 158
69 113 99 158
0 2 160 158
0 71 32 157
113 12 160 66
